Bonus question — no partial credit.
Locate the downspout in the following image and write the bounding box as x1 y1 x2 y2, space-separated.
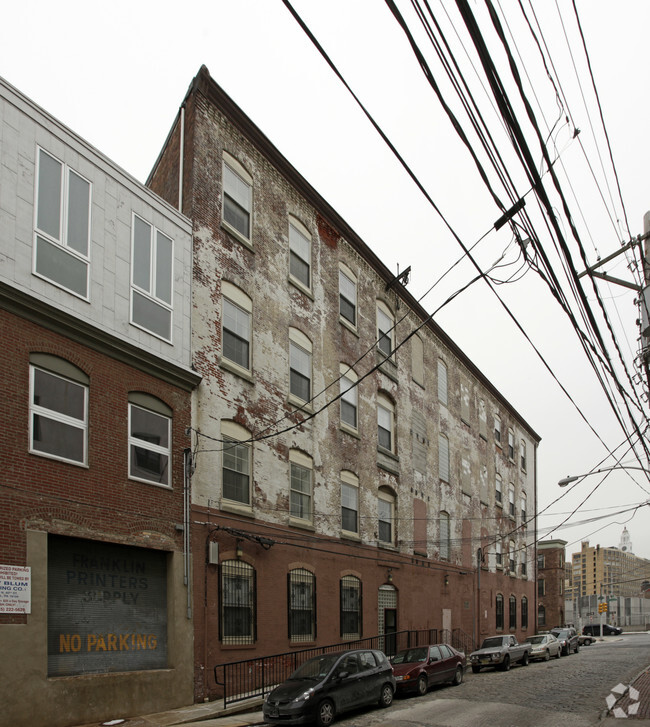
183 448 192 619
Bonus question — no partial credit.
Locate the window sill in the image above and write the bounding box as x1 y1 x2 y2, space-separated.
220 358 255 384
288 275 314 300
129 476 172 490
376 351 398 382
340 423 360 439
341 530 361 542
377 541 398 551
220 500 254 518
339 317 359 336
289 517 315 531
377 451 400 476
221 220 254 252
287 394 313 413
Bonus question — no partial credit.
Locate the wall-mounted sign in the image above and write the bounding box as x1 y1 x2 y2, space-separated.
0 565 31 613
47 535 167 676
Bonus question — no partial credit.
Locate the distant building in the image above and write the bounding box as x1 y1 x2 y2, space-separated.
536 540 567 628
0 77 200 727
148 65 540 703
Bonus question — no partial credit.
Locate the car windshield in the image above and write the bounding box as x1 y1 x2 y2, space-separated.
391 647 428 664
551 630 567 638
526 636 544 644
481 638 504 649
289 654 341 681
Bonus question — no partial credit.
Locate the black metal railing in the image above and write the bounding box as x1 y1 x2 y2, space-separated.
213 628 440 708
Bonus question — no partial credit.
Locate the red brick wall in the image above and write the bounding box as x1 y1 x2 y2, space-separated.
0 309 192 624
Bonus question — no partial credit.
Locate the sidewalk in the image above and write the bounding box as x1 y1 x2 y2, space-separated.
73 697 265 727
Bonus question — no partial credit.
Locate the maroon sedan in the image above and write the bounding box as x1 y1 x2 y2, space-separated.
390 644 466 696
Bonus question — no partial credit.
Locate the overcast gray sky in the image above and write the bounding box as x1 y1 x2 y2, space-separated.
4 1 650 563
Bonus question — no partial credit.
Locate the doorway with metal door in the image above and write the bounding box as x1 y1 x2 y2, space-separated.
378 584 397 656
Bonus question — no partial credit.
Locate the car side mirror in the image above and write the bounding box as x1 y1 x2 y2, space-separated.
337 670 349 680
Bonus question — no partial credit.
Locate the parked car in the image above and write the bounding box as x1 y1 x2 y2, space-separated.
550 627 580 655
578 634 595 646
262 649 396 726
582 623 623 636
469 635 530 672
524 633 562 661
390 644 466 695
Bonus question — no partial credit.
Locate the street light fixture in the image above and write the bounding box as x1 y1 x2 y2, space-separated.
558 465 650 487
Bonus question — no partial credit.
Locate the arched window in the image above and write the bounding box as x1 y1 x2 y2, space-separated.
376 300 395 358
341 471 359 535
438 433 450 482
411 334 424 386
29 353 89 466
289 450 313 523
340 364 358 432
289 328 312 405
509 595 517 629
377 393 395 454
496 593 504 630
221 420 252 506
339 263 357 328
220 560 256 644
223 152 252 242
508 540 516 574
128 392 172 487
437 360 448 406
521 597 528 629
378 488 396 545
222 281 252 373
288 568 315 642
289 217 311 291
538 604 546 627
440 511 450 561
340 575 362 638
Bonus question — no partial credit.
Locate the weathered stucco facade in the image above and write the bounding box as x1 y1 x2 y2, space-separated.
148 66 540 703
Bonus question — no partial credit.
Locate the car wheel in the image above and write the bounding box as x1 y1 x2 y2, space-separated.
451 666 463 686
544 649 550 661
379 683 394 708
471 665 481 674
500 655 510 672
316 699 335 727
521 652 529 666
417 675 428 696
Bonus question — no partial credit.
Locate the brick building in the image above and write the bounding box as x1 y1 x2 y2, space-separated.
148 66 540 703
0 77 200 726
536 539 567 629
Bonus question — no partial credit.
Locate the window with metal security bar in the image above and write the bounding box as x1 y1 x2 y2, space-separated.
340 575 361 639
288 569 315 642
509 596 517 629
220 560 256 644
496 593 504 630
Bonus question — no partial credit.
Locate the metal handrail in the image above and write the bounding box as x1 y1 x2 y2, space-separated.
213 628 440 708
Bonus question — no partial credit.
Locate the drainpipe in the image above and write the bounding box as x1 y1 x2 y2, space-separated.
183 448 192 619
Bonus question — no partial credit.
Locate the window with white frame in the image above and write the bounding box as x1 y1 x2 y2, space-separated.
339 264 357 327
509 540 516 573
223 153 252 241
508 483 515 517
495 473 503 505
340 575 361 638
289 329 312 405
29 355 88 465
520 439 527 471
341 471 359 534
340 365 358 432
377 394 395 453
438 433 450 482
376 300 394 358
494 414 502 444
496 540 503 568
131 214 173 341
220 559 255 644
521 491 527 521
34 148 91 298
377 489 395 545
288 568 315 642
440 511 450 560
221 420 252 506
128 394 172 486
222 282 252 373
438 360 448 406
290 450 313 523
289 218 311 290
508 428 515 460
